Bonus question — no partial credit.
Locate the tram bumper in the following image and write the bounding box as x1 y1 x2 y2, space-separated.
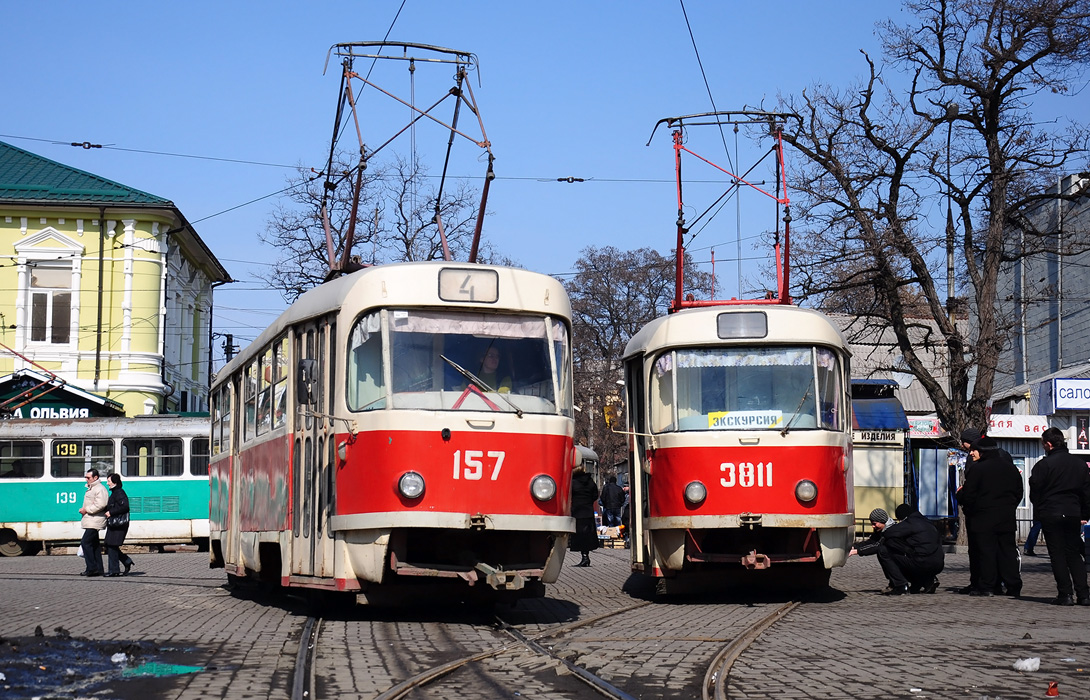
647 513 855 572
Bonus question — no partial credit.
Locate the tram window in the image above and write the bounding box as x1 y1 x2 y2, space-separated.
551 319 574 417
662 347 822 431
211 389 222 455
244 362 257 442
50 440 113 478
384 309 562 415
257 347 274 436
347 311 384 410
273 336 289 430
328 321 337 414
121 438 184 477
0 440 44 479
223 386 234 453
816 348 842 430
191 438 210 476
650 354 676 432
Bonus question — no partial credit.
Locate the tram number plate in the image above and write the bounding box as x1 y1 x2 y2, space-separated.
720 462 772 488
452 450 506 481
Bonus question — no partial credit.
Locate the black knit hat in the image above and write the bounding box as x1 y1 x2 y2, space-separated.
868 508 889 524
972 436 998 450
960 428 983 445
895 503 914 520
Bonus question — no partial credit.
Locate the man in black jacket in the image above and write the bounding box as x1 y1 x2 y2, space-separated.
956 436 1024 597
1029 427 1090 606
956 427 985 593
598 475 626 527
852 505 945 595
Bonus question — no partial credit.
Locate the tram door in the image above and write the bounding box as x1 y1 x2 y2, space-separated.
292 318 337 578
625 357 649 569
226 379 242 570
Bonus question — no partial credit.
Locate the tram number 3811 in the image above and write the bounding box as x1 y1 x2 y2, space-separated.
452 450 506 481
720 462 772 488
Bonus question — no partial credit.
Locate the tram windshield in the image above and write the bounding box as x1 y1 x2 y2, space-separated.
347 309 572 416
649 346 842 432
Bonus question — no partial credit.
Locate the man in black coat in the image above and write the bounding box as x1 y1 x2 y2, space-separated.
1029 427 1090 606
852 505 945 595
956 436 1024 597
956 427 985 593
598 475 626 527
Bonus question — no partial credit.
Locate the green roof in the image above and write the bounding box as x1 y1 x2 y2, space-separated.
0 140 171 205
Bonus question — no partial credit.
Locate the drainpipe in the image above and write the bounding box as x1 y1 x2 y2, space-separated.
1057 176 1064 371
94 208 105 390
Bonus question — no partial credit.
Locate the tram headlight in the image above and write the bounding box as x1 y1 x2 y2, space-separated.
397 472 425 499
684 480 707 505
795 479 818 503
530 475 557 502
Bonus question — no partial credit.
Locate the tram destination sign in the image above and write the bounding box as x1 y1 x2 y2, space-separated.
1053 378 1090 410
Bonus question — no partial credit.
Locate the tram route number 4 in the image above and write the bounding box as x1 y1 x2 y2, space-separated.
720 462 772 488
452 450 506 481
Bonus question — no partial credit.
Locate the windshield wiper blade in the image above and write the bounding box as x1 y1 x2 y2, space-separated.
440 355 523 418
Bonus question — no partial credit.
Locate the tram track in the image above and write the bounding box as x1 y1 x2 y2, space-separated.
291 596 802 700
702 601 799 700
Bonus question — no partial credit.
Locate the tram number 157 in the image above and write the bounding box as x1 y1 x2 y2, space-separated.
720 462 772 488
452 450 506 481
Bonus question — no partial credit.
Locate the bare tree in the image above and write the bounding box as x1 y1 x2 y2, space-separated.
566 246 713 471
781 0 1090 436
258 153 491 301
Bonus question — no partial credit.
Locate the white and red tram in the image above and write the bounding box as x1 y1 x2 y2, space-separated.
208 262 575 603
622 305 854 589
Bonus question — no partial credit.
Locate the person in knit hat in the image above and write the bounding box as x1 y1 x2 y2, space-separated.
957 436 1024 597
851 504 944 595
955 427 985 593
868 508 892 527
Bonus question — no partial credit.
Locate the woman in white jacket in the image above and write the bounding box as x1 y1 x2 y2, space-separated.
78 468 108 576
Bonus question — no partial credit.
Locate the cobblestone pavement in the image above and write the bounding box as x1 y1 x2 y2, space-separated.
1 545 1087 699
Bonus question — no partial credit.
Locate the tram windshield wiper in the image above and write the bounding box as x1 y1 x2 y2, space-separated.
780 379 815 437
440 355 523 418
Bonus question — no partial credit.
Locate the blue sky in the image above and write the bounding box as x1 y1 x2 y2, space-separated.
2 1 1025 363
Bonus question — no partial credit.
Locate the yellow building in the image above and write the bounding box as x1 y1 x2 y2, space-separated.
0 140 230 415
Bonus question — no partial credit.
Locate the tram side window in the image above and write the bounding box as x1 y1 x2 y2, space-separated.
191 438 210 476
50 440 113 478
347 311 385 411
121 438 184 477
244 361 257 442
650 354 675 432
551 319 574 418
211 388 222 455
257 347 274 436
274 336 289 430
0 440 44 479
816 347 842 430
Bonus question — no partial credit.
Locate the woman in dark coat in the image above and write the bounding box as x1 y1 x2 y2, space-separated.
103 473 135 577
569 465 600 566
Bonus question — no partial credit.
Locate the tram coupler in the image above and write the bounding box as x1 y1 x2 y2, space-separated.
741 550 771 570
475 562 526 590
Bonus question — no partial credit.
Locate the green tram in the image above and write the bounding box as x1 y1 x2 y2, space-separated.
0 415 209 556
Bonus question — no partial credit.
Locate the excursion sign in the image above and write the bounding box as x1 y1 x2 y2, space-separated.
708 410 784 429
